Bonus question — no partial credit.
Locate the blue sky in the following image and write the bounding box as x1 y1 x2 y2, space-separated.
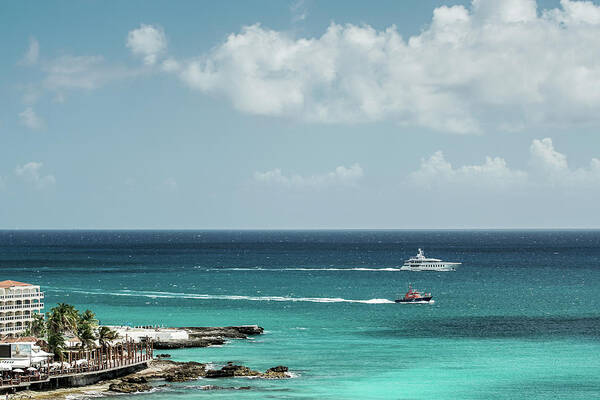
2 0 600 229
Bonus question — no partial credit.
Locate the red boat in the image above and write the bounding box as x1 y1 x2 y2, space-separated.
395 284 434 303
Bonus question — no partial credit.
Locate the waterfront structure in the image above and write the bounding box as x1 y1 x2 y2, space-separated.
0 337 52 371
0 281 44 336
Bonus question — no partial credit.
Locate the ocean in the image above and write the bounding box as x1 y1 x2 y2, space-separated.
1 230 599 399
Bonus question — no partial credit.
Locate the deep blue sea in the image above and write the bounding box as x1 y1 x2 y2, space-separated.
1 230 599 399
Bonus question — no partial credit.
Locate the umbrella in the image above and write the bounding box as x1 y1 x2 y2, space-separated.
13 369 24 373
27 367 37 371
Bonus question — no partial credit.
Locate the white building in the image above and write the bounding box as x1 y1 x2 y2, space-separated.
0 281 44 336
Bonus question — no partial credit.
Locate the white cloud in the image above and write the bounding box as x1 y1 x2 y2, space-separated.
529 137 600 185
15 162 56 189
165 0 600 133
530 138 568 174
161 58 180 72
43 55 136 91
291 0 308 22
254 164 364 189
127 24 167 65
18 107 44 130
410 137 600 189
410 151 527 189
19 37 39 66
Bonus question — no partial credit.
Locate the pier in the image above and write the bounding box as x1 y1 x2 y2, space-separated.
0 339 153 392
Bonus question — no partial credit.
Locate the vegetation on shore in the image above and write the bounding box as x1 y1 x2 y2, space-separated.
24 303 119 358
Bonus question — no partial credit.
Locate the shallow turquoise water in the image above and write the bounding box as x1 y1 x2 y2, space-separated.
1 230 599 399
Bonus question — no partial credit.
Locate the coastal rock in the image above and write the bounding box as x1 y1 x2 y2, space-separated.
163 361 207 382
156 353 171 358
227 325 264 335
262 365 290 379
266 365 288 373
205 362 289 379
222 362 261 377
205 368 234 378
154 326 263 349
108 381 152 393
145 360 290 382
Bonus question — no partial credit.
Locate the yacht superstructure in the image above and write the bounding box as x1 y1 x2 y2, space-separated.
400 249 461 271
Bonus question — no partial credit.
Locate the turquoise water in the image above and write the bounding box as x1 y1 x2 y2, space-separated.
1 230 599 399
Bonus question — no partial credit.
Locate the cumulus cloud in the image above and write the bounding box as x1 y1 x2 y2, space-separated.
164 0 600 133
410 151 527 189
529 137 600 185
15 162 56 189
19 37 39 66
18 107 44 130
127 24 167 65
410 137 600 189
254 164 363 189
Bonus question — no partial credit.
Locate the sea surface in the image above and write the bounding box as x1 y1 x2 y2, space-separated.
1 230 599 399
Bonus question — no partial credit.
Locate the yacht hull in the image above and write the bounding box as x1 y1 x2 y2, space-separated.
400 266 457 271
395 296 434 304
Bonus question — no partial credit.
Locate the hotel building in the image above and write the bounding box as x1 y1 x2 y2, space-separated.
0 281 44 336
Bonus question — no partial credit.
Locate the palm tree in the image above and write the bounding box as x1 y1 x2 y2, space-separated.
23 313 46 338
97 326 119 348
79 309 98 327
51 303 79 336
76 309 99 350
46 311 66 359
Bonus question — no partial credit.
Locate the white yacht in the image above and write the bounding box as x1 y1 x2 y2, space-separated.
400 248 461 271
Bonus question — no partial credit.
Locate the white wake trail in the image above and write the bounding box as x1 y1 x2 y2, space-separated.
202 267 402 272
55 289 394 304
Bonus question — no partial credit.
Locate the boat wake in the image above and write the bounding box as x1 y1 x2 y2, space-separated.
49 288 394 304
201 267 403 272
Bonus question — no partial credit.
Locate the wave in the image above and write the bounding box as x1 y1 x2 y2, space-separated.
201 267 403 272
48 288 394 304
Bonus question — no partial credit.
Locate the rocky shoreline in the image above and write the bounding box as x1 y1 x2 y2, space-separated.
10 359 291 399
108 360 291 393
6 325 278 399
153 325 264 349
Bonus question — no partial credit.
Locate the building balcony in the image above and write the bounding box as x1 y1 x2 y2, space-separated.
0 326 24 333
0 315 34 322
0 293 44 300
0 303 44 312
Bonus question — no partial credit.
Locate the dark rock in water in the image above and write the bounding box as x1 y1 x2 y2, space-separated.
262 365 290 379
163 361 207 382
266 365 288 373
108 381 152 393
226 325 264 335
122 376 148 384
221 362 261 377
205 368 234 378
237 386 252 390
156 353 171 358
152 360 289 381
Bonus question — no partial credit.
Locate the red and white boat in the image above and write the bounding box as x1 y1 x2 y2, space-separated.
395 284 434 304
